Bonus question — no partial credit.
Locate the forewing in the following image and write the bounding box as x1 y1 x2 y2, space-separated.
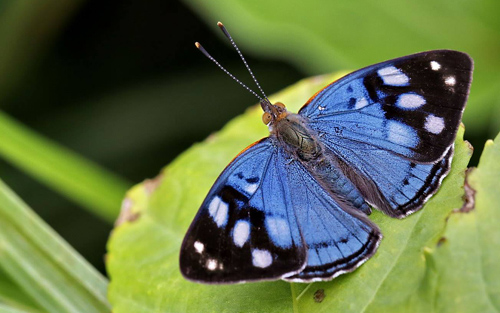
299 50 472 217
299 50 472 163
180 138 306 284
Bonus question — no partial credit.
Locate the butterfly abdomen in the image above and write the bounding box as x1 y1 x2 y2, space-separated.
310 157 373 215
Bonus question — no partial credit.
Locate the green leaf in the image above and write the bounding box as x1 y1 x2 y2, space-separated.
0 111 131 222
0 178 111 313
0 267 42 312
427 132 500 313
182 0 500 135
0 302 34 313
107 73 472 312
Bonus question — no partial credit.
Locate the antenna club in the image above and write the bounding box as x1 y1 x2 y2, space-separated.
195 42 201 48
217 21 224 27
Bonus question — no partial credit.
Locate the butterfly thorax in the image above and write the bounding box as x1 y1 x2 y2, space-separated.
272 111 322 161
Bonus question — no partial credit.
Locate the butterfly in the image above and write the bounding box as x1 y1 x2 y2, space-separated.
180 22 473 284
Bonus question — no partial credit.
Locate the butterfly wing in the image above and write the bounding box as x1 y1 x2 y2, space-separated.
180 138 307 283
180 138 381 283
280 151 381 282
299 50 472 217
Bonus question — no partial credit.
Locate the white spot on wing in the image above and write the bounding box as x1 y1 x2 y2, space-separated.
445 76 456 86
397 93 426 109
387 120 418 147
424 114 445 134
252 249 273 268
355 97 369 110
318 105 325 111
194 241 204 253
245 183 258 194
266 217 292 247
377 66 409 86
208 196 229 227
206 259 218 271
430 61 441 70
233 220 250 247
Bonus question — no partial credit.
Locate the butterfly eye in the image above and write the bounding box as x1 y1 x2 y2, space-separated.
274 102 286 109
262 112 272 125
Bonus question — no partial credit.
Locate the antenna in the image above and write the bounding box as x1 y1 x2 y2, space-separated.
217 22 269 102
195 22 270 104
195 42 263 101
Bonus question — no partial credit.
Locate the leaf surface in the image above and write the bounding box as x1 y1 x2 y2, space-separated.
428 132 500 313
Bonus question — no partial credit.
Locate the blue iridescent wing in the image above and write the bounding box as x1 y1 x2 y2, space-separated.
299 50 472 217
180 138 381 283
280 150 381 282
180 138 306 283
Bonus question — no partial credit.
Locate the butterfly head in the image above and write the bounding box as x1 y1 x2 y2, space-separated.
261 100 288 126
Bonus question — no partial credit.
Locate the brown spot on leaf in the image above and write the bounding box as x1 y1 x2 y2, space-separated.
115 198 140 227
457 168 476 213
437 237 447 247
206 133 218 143
313 289 325 303
144 173 164 195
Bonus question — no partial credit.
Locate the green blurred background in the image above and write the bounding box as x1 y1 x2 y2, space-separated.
0 0 498 275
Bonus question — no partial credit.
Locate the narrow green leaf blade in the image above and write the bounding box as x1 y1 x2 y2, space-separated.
0 179 111 313
0 267 43 312
0 302 34 313
0 111 131 221
107 74 472 312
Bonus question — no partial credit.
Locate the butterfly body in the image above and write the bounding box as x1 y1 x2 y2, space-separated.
270 107 373 215
180 50 473 284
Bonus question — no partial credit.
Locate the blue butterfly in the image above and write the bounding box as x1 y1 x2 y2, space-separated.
180 23 473 284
